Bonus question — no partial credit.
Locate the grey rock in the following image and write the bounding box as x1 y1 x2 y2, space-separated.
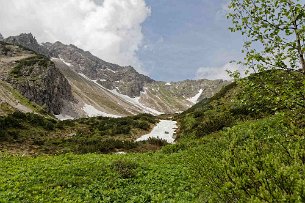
4 33 50 57
0 43 74 115
9 61 73 114
0 33 3 41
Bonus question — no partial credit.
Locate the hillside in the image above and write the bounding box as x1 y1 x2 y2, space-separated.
174 69 305 201
1 69 305 202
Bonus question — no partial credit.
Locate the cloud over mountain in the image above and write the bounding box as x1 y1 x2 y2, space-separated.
0 0 150 72
196 62 245 80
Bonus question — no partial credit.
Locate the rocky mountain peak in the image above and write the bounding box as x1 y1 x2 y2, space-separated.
4 33 49 57
43 41 154 97
0 33 3 41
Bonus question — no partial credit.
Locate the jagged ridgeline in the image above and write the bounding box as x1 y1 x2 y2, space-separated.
0 33 229 119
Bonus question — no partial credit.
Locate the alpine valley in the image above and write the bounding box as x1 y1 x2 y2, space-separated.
2 1 305 202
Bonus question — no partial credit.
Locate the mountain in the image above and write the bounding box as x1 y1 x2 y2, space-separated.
0 33 3 41
1 33 229 118
43 41 154 98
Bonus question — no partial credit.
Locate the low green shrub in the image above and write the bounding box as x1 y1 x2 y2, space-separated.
111 160 139 179
161 142 188 154
219 113 305 202
74 136 138 154
194 111 234 137
0 111 157 154
145 137 168 146
134 121 150 130
10 55 52 77
190 113 305 202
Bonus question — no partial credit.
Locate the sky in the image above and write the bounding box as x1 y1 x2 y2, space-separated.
0 0 244 81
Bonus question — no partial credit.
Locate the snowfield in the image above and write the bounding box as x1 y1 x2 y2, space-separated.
82 104 121 118
136 120 178 144
187 89 203 103
59 57 73 67
55 114 74 121
109 89 163 115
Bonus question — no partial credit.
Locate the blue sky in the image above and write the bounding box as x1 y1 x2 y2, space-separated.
139 0 244 81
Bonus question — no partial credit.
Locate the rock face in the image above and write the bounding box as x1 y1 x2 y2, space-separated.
0 42 73 115
4 33 49 57
43 42 154 97
0 33 3 41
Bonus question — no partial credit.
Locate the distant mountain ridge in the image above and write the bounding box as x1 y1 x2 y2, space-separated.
4 33 50 57
0 33 230 118
43 41 154 98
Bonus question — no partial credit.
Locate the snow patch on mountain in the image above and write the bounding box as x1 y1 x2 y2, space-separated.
105 68 117 73
110 89 163 115
59 57 72 67
55 114 74 120
187 89 203 103
82 103 120 118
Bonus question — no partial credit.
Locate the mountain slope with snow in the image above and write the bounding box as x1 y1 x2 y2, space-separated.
1 33 230 118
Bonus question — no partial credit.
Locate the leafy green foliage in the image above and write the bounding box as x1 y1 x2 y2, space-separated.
78 114 156 136
220 113 305 202
74 136 138 154
0 152 199 202
177 69 305 201
111 160 139 179
178 83 238 138
233 70 305 115
228 0 305 72
186 112 305 202
145 137 168 146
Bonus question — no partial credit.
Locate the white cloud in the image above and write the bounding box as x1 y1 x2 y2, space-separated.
0 0 150 73
196 62 246 80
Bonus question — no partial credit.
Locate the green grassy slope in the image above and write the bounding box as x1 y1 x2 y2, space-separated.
174 70 305 201
0 151 199 202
